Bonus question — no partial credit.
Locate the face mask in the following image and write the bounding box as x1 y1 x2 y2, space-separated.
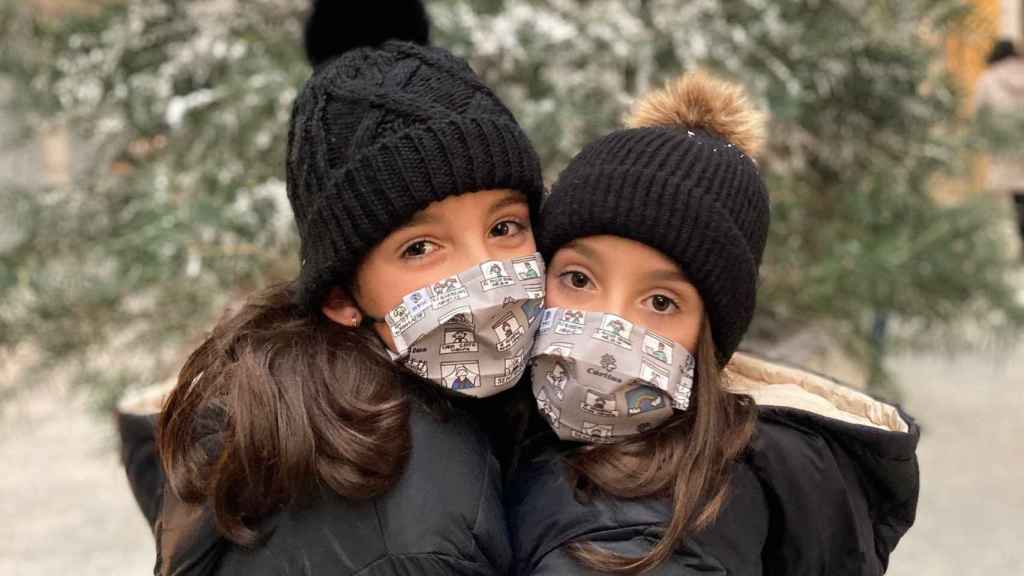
529 307 696 443
378 253 546 398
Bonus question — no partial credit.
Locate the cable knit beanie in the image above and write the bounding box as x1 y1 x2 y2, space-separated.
288 0 544 311
539 71 770 364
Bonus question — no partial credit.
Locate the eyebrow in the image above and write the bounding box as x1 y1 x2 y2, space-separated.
392 209 442 234
647 268 691 285
564 241 689 284
562 240 602 262
488 191 529 214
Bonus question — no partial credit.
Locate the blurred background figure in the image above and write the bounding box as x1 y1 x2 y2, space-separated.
975 38 1024 256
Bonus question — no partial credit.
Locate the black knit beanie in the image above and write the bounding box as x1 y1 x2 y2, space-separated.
539 72 770 364
288 0 544 311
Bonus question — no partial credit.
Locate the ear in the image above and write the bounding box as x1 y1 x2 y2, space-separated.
321 287 363 328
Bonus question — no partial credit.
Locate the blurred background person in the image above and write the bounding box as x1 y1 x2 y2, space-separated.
975 38 1024 256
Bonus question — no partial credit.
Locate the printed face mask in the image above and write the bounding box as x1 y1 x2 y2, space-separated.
529 308 696 443
380 253 546 398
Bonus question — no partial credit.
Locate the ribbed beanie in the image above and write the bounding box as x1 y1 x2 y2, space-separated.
288 0 544 311
539 72 770 363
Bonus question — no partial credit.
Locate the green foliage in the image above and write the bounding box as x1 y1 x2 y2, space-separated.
1 0 1020 403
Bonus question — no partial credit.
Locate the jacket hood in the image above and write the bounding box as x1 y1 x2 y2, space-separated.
724 351 909 433
726 352 920 574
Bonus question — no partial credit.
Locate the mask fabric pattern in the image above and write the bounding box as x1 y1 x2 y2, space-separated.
382 253 546 397
529 307 696 443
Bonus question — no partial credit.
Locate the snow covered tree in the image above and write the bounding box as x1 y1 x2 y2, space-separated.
1 0 1020 403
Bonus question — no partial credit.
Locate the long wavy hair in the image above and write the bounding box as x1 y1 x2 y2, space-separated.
158 281 412 545
566 314 757 574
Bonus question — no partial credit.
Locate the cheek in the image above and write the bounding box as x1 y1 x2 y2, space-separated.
669 316 701 352
356 255 426 314
543 272 568 308
521 232 537 254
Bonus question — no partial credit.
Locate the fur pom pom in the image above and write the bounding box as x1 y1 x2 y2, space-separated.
625 70 766 158
304 0 431 67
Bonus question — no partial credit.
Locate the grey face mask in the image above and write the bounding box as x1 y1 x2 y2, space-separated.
528 307 696 443
380 253 546 398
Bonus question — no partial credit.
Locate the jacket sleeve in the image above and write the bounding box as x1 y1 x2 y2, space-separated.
750 409 920 576
527 530 735 576
116 410 164 531
355 552 506 576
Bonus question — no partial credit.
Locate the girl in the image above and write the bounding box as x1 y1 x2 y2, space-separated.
150 1 545 574
508 72 920 575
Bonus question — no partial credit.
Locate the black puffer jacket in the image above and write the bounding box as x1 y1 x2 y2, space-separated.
117 381 523 576
507 352 920 575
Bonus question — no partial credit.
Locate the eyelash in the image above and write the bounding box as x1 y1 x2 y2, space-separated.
559 269 681 313
489 218 526 238
558 270 594 290
644 294 680 314
399 218 527 260
400 239 439 259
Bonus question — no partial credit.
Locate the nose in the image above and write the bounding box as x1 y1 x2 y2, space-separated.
568 285 639 327
452 233 499 272
600 294 639 326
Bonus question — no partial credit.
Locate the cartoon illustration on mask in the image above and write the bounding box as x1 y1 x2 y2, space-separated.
572 422 615 443
555 309 586 335
512 256 542 280
438 306 478 355
546 360 570 399
480 260 516 291
521 299 543 325
428 275 470 310
539 308 558 333
443 361 481 391
674 354 696 409
523 283 545 300
625 385 667 416
542 342 573 358
403 287 432 316
405 358 429 378
492 311 526 352
495 349 526 387
640 361 670 391
593 313 634 350
581 390 619 417
536 388 561 429
643 332 673 365
387 301 426 342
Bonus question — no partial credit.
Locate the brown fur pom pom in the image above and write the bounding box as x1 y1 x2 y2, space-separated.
625 70 766 158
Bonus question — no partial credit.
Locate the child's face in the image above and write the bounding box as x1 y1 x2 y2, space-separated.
341 189 536 351
546 235 704 351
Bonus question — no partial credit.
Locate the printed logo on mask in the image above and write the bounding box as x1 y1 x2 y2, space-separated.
530 307 695 443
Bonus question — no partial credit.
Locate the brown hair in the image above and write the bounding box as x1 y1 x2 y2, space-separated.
158 281 411 545
565 315 757 574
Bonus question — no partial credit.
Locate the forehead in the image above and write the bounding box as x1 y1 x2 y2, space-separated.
556 235 688 281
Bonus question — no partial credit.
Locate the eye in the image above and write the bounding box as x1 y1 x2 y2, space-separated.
559 270 593 290
645 294 679 314
489 219 524 238
401 240 438 259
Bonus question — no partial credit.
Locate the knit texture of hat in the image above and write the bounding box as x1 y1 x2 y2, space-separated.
539 72 770 363
288 0 544 311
